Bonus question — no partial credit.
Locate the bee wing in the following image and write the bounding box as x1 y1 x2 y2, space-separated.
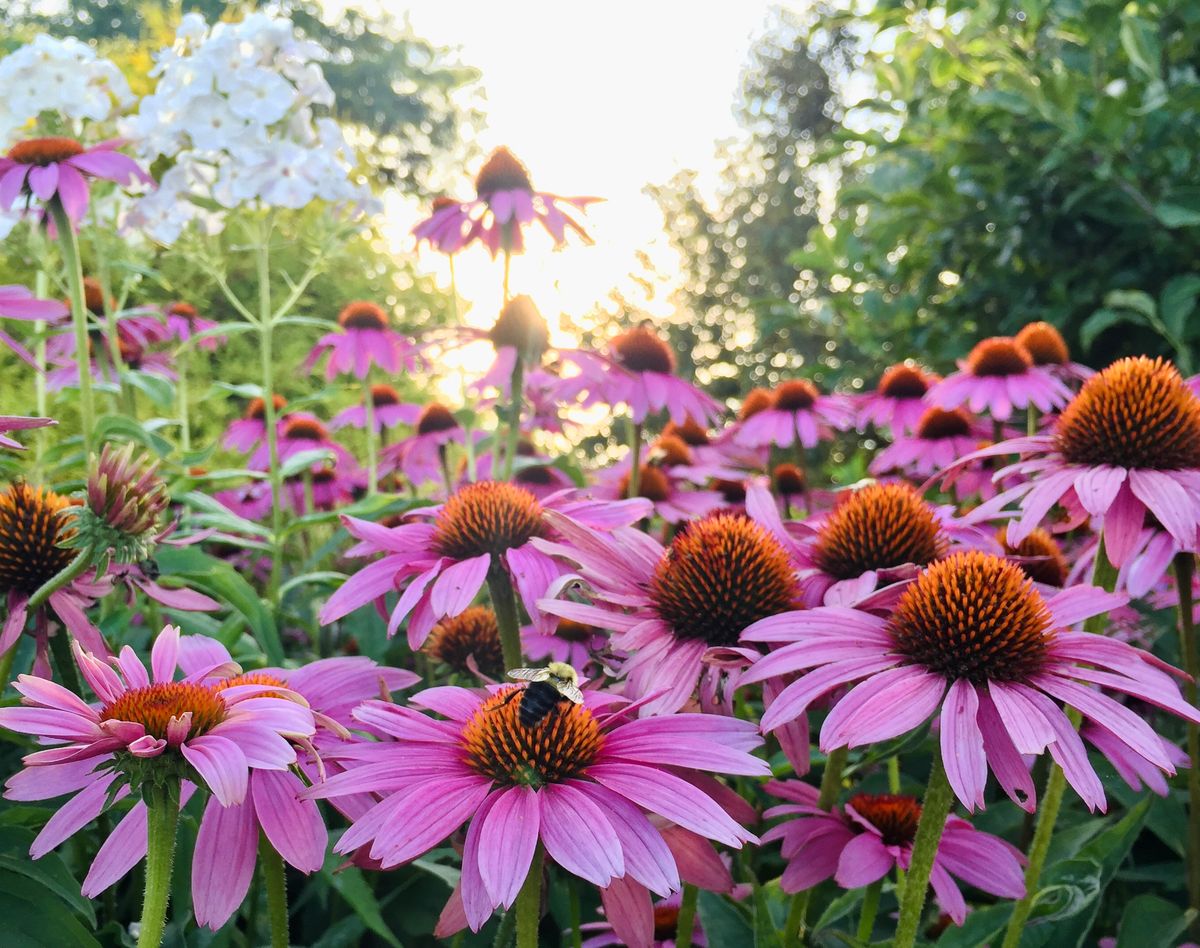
559 683 586 705
507 668 550 683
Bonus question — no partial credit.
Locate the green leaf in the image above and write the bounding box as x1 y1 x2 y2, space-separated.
124 370 175 409
1155 202 1200 229
321 866 403 948
94 414 172 457
0 872 100 947
698 890 753 946
1025 797 1151 945
1080 307 1145 352
935 902 1013 948
155 546 283 664
280 448 337 478
1161 275 1200 340
1119 16 1161 79
0 826 96 925
1114 894 1194 948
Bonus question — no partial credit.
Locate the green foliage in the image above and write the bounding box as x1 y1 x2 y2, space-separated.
656 1 1200 395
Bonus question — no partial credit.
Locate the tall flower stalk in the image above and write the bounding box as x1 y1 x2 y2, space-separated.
48 199 95 458
1174 552 1200 919
1001 535 1118 948
894 755 955 948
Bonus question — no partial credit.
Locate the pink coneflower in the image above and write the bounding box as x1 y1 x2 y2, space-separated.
733 378 853 449
0 414 54 450
0 482 111 667
928 337 1071 422
0 283 68 368
595 447 725 524
997 524 1070 589
537 509 799 714
45 328 175 391
165 301 221 352
466 443 577 500
305 301 422 381
303 684 764 932
381 402 479 488
330 384 421 433
223 394 288 453
1015 321 1092 383
870 407 996 502
249 413 354 471
0 627 317 920
0 136 150 228
319 481 651 647
961 357 1200 567
413 146 599 257
763 781 1025 924
286 462 358 514
557 326 723 426
424 605 506 678
857 364 941 434
784 482 956 608
741 551 1200 812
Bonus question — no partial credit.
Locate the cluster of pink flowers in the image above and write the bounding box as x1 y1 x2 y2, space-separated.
1 129 1198 948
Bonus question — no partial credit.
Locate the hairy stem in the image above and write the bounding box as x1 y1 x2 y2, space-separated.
137 781 180 948
514 845 542 948
674 883 699 948
857 878 882 943
363 380 378 495
260 835 290 948
1174 554 1200 922
627 421 643 499
894 754 954 948
487 564 524 671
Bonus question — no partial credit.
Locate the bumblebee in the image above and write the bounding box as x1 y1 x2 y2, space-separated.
500 662 585 728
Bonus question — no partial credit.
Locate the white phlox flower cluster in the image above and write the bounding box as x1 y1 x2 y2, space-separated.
123 13 374 243
0 34 134 239
0 33 134 147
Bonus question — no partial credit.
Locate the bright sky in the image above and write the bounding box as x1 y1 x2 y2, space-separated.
380 0 804 353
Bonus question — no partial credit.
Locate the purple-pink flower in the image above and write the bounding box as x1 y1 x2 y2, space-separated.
928 336 1071 422
0 283 69 368
304 683 764 931
733 378 852 449
763 781 1025 924
305 301 423 381
0 136 150 228
740 551 1200 813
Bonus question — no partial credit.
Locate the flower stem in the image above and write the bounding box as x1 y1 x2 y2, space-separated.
1173 553 1200 921
256 225 285 603
492 907 516 948
857 878 882 943
502 356 524 482
49 199 95 459
28 545 94 612
502 249 512 304
627 421 643 499
1006 532 1117 947
0 642 16 693
888 754 901 793
894 753 954 948
782 746 848 945
674 883 699 948
1002 759 1068 948
260 835 290 948
1026 405 1039 437
177 350 191 453
34 268 49 476
568 877 582 948
138 780 180 948
487 563 524 670
514 845 542 948
363 381 378 496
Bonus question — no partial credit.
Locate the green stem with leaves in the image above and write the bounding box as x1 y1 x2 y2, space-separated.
1174 553 1200 920
260 835 289 948
783 746 848 944
514 846 542 948
487 563 524 670
138 781 180 948
1005 532 1118 948
674 883 699 948
49 200 95 459
894 754 954 948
